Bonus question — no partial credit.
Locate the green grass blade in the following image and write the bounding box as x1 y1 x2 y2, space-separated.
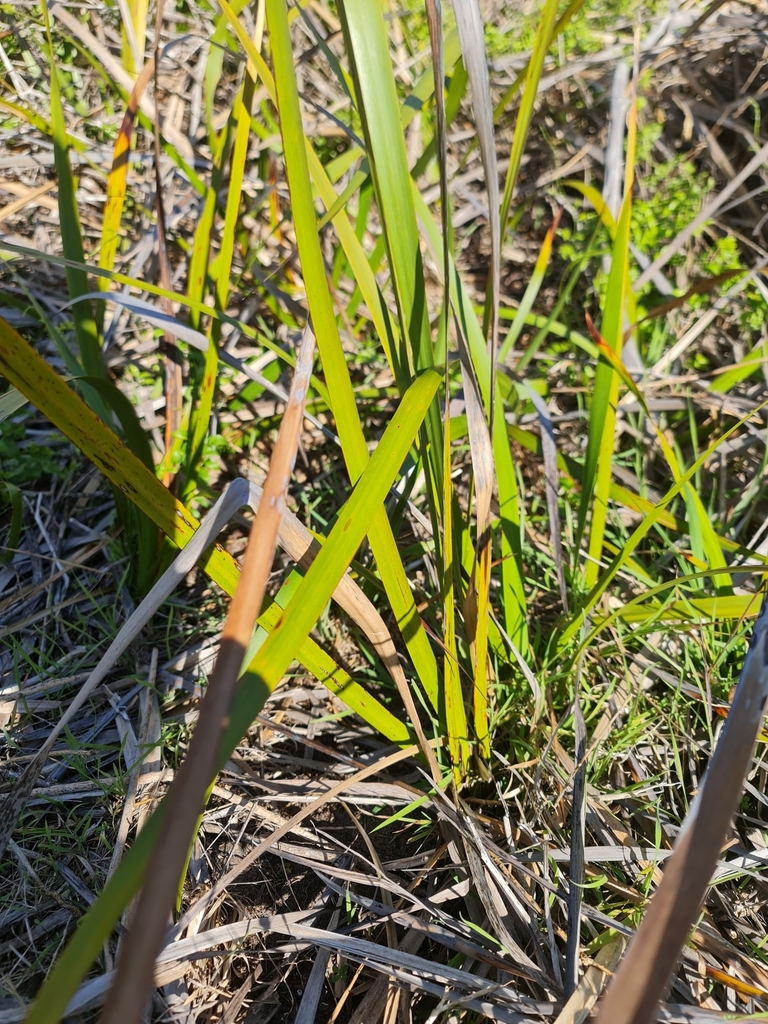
338 0 443 521
580 130 635 587
205 1 244 144
305 146 397 376
181 120 236 499
683 483 731 593
187 125 235 330
184 49 261 504
710 341 768 392
0 387 28 421
442 409 469 776
121 0 148 73
262 0 441 708
426 0 469 772
499 208 562 363
264 0 367 469
41 0 104 389
600 586 758 627
411 42 467 181
498 0 560 244
563 177 641 335
337 0 432 373
414 186 529 653
401 26 462 133
492 0 586 124
563 179 617 233
491 392 528 654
